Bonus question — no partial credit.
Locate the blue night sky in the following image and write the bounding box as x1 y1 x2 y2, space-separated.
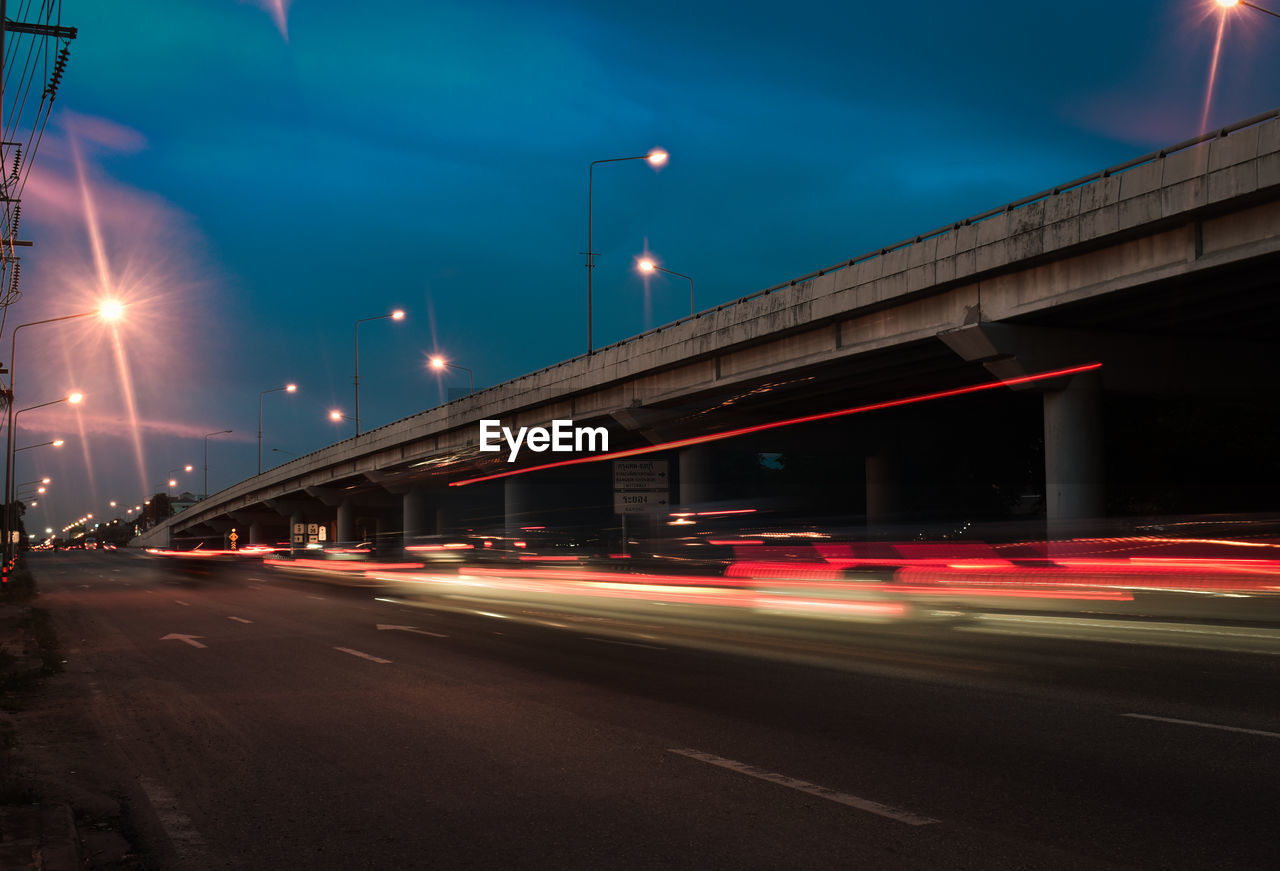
12 0 1280 534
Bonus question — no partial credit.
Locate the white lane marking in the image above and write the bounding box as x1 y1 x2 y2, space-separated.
228 616 254 624
174 600 190 606
1122 713 1280 739
669 749 940 826
376 624 447 638
583 636 666 650
306 595 326 600
138 776 207 861
161 634 207 649
334 647 391 664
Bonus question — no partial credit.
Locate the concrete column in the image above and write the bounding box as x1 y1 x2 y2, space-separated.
402 487 430 547
336 498 356 543
678 446 715 505
504 475 535 531
249 521 264 545
1044 371 1104 540
865 447 900 528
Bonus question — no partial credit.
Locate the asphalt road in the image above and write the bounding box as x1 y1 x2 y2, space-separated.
25 550 1280 870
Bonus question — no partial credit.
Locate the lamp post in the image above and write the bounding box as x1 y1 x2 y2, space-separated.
637 257 695 318
203 429 232 499
3 302 121 562
5 392 82 562
272 447 296 459
586 149 668 354
166 465 193 497
258 384 297 474
427 356 474 395
353 309 405 437
15 438 65 454
1216 0 1280 19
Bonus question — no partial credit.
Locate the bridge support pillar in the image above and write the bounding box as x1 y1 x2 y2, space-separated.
678 446 715 505
504 476 534 532
249 521 264 545
865 445 901 528
336 499 356 543
1044 371 1104 540
402 487 431 546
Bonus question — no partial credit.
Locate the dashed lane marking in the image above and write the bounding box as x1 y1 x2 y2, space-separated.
334 647 392 664
1122 713 1280 739
228 616 253 624
669 748 940 826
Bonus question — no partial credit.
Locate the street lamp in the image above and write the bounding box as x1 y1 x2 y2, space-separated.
14 437 65 453
637 256 695 317
353 309 406 437
3 302 123 560
166 465 193 496
1216 0 1280 19
586 149 668 354
427 356 474 395
5 393 82 556
272 447 296 458
258 384 297 474
203 429 232 499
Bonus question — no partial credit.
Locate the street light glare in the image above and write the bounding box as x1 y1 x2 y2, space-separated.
52 439 65 447
647 148 669 166
68 392 84 404
98 299 125 321
329 409 343 422
286 383 298 393
429 356 446 370
391 310 406 321
637 258 656 273
1216 0 1239 7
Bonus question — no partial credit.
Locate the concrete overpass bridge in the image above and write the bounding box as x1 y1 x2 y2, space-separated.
137 108 1280 551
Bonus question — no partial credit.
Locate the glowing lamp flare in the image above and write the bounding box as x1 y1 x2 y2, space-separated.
52 439 65 447
391 310 406 321
329 410 344 422
637 258 656 273
1216 0 1239 6
286 383 298 393
68 392 84 404
429 356 447 370
646 148 669 166
98 299 125 321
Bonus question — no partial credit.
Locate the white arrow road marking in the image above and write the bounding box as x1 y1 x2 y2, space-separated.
334 647 391 663
669 749 940 826
228 617 253 624
160 634 207 649
376 624 448 638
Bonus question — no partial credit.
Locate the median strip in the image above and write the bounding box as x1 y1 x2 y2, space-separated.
669 748 939 826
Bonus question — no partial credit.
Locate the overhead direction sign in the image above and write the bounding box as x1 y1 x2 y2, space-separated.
613 460 669 514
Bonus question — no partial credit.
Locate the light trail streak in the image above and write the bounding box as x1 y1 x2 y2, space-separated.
1200 9 1229 136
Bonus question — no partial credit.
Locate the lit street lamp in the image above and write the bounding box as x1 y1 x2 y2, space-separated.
353 309 406 437
166 464 193 496
15 437 65 453
3 302 119 561
586 149 668 354
203 429 233 499
637 256 695 317
5 393 82 556
427 356 474 395
258 384 297 474
1216 0 1280 19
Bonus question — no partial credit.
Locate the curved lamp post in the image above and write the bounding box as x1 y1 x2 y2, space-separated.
637 257 694 318
427 356 474 395
258 384 297 474
203 429 232 499
353 309 405 436
586 149 667 354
